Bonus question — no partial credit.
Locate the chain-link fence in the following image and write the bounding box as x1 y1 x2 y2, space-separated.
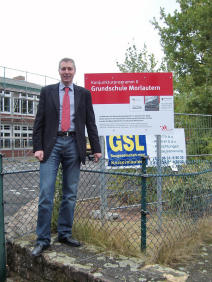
175 113 212 157
1 155 212 260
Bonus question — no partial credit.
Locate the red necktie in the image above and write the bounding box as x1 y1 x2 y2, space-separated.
61 87 70 131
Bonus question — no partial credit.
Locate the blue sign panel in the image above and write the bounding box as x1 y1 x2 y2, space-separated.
106 135 147 167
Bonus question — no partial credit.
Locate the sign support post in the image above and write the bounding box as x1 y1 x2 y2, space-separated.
156 135 163 232
99 137 107 221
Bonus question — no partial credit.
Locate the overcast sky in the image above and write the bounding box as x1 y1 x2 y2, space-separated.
0 0 179 85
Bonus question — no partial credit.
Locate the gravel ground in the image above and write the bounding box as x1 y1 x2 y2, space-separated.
171 243 212 282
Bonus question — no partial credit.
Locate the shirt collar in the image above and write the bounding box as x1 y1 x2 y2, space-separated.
59 82 74 91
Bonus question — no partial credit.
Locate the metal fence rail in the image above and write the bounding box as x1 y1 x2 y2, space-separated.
1 156 212 261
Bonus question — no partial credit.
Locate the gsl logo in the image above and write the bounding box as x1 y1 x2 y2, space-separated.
108 135 145 152
106 135 147 167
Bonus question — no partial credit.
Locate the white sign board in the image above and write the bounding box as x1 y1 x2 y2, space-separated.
85 73 174 135
146 128 186 166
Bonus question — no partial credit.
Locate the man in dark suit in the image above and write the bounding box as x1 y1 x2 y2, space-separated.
32 58 101 256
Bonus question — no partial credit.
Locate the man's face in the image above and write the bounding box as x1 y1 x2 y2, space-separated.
59 61 76 86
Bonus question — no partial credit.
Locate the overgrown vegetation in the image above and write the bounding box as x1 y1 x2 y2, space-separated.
72 219 142 258
51 167 62 232
162 163 212 216
155 217 212 265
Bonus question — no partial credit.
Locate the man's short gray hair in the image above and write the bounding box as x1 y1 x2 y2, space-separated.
58 58 76 70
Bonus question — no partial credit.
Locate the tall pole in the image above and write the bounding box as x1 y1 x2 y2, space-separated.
100 137 107 221
141 156 147 252
0 154 6 282
156 135 162 232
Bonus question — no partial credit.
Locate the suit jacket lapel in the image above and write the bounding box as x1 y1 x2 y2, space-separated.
52 83 60 113
74 84 81 112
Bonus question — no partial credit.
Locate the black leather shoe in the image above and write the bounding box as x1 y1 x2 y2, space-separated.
58 236 81 247
31 244 50 257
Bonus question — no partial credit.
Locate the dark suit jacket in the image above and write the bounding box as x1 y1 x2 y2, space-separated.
33 83 101 163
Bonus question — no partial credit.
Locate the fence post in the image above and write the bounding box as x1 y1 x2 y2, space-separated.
0 154 6 282
141 156 148 252
156 135 163 232
99 136 107 221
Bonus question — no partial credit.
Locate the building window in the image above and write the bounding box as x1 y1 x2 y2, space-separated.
0 97 3 112
14 98 20 113
0 124 33 150
12 93 35 115
0 124 11 149
14 124 33 149
21 99 27 114
4 97 10 112
15 139 21 148
4 139 11 148
4 125 10 130
14 133 21 148
0 91 11 113
28 100 33 114
0 139 3 149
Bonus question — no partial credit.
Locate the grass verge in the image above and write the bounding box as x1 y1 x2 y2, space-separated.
154 217 212 266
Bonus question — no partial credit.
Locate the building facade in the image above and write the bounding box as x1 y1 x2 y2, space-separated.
0 75 41 158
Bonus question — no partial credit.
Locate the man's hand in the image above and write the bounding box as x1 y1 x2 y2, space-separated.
93 153 102 163
34 150 44 161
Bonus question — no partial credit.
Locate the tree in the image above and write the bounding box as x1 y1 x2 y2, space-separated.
116 43 167 73
152 0 212 114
